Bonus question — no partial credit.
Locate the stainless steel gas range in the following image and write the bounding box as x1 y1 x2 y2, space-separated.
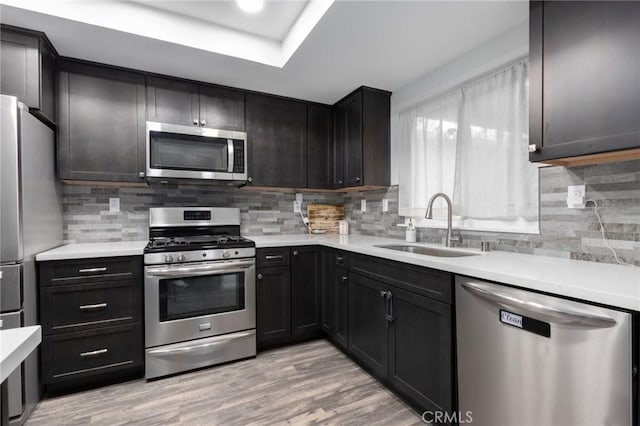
143 207 256 380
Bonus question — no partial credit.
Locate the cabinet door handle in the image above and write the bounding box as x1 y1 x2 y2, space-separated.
337 180 343 185
79 303 107 310
80 348 108 357
257 273 263 280
355 177 361 183
138 171 145 178
265 255 283 261
385 291 394 323
292 250 299 256
193 118 198 125
336 256 344 263
379 290 387 298
342 276 348 283
528 144 539 153
200 120 206 126
78 267 107 274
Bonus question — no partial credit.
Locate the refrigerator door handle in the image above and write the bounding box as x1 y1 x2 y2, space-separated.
460 281 617 328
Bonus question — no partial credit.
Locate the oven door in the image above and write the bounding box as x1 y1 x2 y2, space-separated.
146 121 247 181
144 258 255 348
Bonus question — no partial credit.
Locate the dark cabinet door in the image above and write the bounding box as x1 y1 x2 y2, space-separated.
342 92 363 187
388 287 453 413
246 94 307 187
290 246 320 337
333 105 346 188
146 76 199 127
199 85 245 131
1 28 56 124
333 268 349 349
530 1 640 162
348 273 388 377
307 104 333 189
256 266 291 347
58 63 146 182
1 29 39 109
319 248 335 335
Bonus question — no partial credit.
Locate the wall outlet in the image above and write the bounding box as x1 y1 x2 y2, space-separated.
109 197 120 213
382 198 389 212
361 199 367 212
567 185 586 209
295 193 303 204
293 200 301 213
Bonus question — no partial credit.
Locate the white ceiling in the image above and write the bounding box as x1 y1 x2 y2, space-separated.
132 0 309 42
0 1 528 104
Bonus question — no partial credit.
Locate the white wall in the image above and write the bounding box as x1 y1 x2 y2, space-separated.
389 23 529 185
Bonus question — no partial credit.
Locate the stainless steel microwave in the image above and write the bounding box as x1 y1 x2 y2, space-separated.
146 122 248 183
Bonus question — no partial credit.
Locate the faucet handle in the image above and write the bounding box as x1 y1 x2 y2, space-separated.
449 229 463 246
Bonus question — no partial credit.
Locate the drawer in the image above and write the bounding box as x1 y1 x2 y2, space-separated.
333 250 348 270
39 256 142 286
40 280 142 335
42 323 143 384
350 253 453 304
257 248 290 268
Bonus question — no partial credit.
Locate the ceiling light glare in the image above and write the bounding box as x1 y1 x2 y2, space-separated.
237 0 264 14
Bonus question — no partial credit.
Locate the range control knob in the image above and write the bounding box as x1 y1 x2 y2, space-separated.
222 250 231 259
164 254 175 263
177 254 186 262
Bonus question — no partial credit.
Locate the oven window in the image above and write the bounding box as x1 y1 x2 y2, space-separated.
159 272 245 321
149 131 229 172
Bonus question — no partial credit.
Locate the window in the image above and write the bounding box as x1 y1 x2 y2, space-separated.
398 60 539 233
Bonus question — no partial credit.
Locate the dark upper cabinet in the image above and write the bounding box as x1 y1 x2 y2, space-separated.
256 265 291 347
307 104 334 189
1 26 56 125
290 246 320 337
146 77 245 130
388 287 453 413
246 94 307 187
529 1 640 165
348 273 388 377
199 85 245 131
146 77 199 126
58 62 146 182
334 87 390 188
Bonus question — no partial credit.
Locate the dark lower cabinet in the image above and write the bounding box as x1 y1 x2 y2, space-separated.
256 266 291 347
388 287 453 412
57 61 146 182
291 247 320 337
348 273 389 377
257 246 321 349
38 256 143 390
321 250 455 417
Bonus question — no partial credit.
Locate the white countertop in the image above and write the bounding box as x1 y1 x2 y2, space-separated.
0 326 41 383
248 234 640 311
36 241 148 261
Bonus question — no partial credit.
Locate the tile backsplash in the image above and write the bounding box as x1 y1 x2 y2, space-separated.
63 160 640 266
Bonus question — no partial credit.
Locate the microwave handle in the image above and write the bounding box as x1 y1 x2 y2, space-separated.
227 139 234 173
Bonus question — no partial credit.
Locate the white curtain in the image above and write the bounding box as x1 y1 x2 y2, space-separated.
398 60 539 232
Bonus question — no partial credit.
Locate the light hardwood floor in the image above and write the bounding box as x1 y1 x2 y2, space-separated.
27 339 423 425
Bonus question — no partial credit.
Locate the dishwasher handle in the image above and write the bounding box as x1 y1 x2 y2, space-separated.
460 281 617 328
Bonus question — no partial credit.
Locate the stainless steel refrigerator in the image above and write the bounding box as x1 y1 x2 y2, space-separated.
1 95 62 424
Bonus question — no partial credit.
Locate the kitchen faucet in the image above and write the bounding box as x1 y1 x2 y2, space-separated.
425 193 462 247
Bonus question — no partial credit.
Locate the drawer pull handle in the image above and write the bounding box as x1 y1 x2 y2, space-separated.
336 256 344 263
78 267 107 273
79 303 107 310
80 348 108 357
265 255 283 261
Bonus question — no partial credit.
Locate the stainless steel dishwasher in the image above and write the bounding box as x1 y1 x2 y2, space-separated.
456 276 633 426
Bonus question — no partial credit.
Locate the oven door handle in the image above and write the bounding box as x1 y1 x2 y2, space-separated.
146 259 255 277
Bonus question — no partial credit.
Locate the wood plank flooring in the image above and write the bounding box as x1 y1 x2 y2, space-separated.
26 339 423 425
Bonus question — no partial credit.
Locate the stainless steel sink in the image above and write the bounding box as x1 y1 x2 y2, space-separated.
374 244 479 257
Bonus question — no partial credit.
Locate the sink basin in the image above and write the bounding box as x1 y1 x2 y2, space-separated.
374 244 479 257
